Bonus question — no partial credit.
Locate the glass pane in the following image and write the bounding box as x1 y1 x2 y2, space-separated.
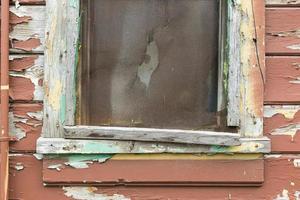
80 0 219 130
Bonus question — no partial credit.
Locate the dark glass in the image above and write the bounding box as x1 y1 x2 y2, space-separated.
80 0 219 130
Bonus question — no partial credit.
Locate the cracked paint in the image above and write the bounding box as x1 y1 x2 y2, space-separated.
264 106 300 119
270 124 300 141
274 189 290 200
14 162 25 171
63 187 131 200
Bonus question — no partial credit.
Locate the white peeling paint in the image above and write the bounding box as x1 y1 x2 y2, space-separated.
295 191 300 200
293 159 300 167
63 187 131 200
9 55 44 101
48 164 62 171
264 155 282 159
274 189 290 200
9 112 26 140
33 153 43 160
264 105 300 119
270 124 300 141
287 44 300 50
15 162 24 171
65 161 93 169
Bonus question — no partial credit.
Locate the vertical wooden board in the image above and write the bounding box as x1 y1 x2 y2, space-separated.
264 105 300 152
9 104 43 152
43 0 80 138
266 8 300 55
239 0 265 137
265 56 300 103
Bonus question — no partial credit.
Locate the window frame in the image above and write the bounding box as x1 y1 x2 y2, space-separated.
37 0 270 154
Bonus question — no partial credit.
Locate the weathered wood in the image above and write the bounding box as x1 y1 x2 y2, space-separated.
266 8 300 55
264 105 300 152
64 126 240 146
8 6 45 53
8 154 300 200
266 0 300 6
265 56 300 103
36 137 271 154
43 154 264 186
238 0 265 137
226 0 241 126
10 0 45 4
9 55 43 101
43 0 80 138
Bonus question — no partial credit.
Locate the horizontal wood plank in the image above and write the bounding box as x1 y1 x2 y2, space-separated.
264 105 300 152
266 0 300 7
43 156 264 186
265 56 300 103
9 103 43 152
8 154 300 200
64 126 240 146
0 6 45 53
36 137 271 154
266 8 300 55
9 55 43 101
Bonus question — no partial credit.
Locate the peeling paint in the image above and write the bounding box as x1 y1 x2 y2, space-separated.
268 29 300 38
33 153 43 160
47 164 62 171
63 187 131 200
14 162 24 171
270 124 300 141
264 105 300 119
274 189 290 200
287 44 300 50
293 159 300 168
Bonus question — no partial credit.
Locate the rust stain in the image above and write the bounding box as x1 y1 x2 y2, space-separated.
9 76 34 100
9 55 38 72
11 38 41 52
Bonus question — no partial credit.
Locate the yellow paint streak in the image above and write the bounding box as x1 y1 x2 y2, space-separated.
227 142 265 153
111 153 262 160
48 80 62 110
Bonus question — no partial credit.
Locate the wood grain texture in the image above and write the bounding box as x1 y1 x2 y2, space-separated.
36 137 271 154
64 126 240 146
43 0 80 138
265 56 300 103
9 103 42 152
238 0 265 137
266 0 300 7
43 157 264 186
266 8 300 55
8 154 300 200
264 105 300 152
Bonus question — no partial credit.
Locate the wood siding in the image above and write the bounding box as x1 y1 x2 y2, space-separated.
2 0 300 199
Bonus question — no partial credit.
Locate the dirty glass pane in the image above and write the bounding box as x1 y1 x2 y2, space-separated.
80 0 220 130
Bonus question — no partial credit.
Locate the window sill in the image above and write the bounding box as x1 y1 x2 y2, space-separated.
36 137 270 154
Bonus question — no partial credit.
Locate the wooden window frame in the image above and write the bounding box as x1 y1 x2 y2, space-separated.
37 0 270 154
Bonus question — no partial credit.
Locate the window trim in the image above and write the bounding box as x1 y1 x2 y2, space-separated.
39 0 269 154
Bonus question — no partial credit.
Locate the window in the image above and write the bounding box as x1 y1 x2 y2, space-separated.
37 0 270 154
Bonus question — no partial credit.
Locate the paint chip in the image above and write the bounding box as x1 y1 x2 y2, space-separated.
15 162 24 171
63 187 131 200
48 164 62 171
